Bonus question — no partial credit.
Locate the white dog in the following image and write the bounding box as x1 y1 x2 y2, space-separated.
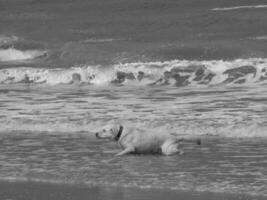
95 124 201 156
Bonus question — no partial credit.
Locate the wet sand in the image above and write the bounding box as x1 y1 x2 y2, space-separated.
0 181 266 200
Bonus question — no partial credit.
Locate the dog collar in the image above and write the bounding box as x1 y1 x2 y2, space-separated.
114 126 123 141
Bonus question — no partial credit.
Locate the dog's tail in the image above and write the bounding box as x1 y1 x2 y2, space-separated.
178 138 201 145
171 133 201 145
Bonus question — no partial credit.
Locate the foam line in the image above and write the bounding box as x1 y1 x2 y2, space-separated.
211 5 267 11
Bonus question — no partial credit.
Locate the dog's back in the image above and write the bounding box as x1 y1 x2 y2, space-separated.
119 129 178 154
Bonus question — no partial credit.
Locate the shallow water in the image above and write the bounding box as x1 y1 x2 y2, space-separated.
0 131 266 196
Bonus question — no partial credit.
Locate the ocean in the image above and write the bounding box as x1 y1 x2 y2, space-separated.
0 0 267 199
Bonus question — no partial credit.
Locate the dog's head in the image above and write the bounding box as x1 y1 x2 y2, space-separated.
95 124 123 141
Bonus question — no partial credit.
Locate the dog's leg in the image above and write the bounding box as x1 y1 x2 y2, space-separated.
115 146 135 156
177 148 184 155
170 133 201 145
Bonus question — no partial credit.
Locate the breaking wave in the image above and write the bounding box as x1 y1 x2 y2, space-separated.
211 4 267 11
0 35 47 62
0 58 267 86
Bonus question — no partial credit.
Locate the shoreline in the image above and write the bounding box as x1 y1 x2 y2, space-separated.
0 180 266 200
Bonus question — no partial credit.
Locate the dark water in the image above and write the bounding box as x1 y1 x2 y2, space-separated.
0 0 267 197
1 0 267 65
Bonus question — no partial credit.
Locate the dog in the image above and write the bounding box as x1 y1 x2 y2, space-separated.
95 124 201 156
